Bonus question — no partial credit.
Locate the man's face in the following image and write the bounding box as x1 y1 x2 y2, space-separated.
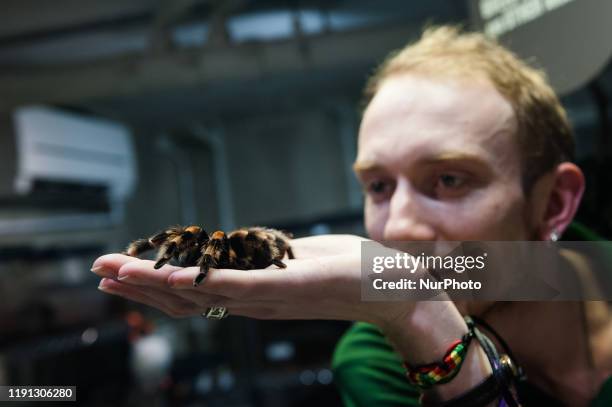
355 74 535 241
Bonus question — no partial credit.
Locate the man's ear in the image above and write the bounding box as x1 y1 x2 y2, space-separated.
533 162 585 240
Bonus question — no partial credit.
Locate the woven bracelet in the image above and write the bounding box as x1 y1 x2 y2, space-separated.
403 327 474 389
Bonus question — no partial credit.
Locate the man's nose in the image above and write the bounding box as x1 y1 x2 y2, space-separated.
383 181 436 241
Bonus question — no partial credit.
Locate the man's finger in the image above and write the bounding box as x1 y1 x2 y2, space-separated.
168 268 271 299
167 259 316 300
98 278 198 317
116 259 183 287
91 253 140 278
98 278 280 316
169 287 233 308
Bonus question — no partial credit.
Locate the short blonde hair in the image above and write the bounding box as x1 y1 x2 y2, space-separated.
363 25 575 194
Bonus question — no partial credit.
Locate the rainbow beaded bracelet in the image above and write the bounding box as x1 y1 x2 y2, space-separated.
403 327 475 389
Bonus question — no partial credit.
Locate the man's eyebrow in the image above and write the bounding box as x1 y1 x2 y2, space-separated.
419 152 488 165
352 161 383 173
352 153 489 174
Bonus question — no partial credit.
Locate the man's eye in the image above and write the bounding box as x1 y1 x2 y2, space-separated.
433 173 470 198
438 174 463 188
369 180 387 193
365 180 393 199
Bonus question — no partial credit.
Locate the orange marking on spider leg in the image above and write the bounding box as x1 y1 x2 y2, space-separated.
211 231 226 239
186 225 201 234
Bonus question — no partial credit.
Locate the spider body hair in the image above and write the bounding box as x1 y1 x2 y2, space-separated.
124 225 294 286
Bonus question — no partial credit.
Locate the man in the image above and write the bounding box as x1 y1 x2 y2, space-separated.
93 26 612 406
333 26 611 406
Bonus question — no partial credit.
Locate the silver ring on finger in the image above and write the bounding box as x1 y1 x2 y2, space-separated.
203 306 228 319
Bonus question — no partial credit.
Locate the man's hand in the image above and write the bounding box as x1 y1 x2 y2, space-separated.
92 234 409 324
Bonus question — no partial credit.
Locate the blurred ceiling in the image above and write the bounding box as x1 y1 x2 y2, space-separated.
0 0 467 127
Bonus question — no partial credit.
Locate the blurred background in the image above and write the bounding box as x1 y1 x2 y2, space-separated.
0 0 610 406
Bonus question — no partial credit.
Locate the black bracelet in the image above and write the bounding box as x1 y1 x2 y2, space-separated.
471 317 521 407
470 315 526 383
419 316 523 407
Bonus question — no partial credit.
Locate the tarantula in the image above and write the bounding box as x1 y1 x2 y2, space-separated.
124 226 294 286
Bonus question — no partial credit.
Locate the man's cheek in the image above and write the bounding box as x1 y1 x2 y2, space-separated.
438 207 495 239
364 201 388 240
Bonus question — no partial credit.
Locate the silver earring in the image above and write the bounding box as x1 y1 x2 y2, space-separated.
549 229 560 242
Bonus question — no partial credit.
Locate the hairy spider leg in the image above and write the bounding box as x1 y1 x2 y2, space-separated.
194 231 229 286
154 226 207 269
164 226 208 267
123 230 169 256
286 246 295 259
177 228 209 267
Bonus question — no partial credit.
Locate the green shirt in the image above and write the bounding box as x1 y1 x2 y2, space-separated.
331 223 612 406
332 321 612 406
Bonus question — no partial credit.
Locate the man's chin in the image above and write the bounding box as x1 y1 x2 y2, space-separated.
453 300 497 316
